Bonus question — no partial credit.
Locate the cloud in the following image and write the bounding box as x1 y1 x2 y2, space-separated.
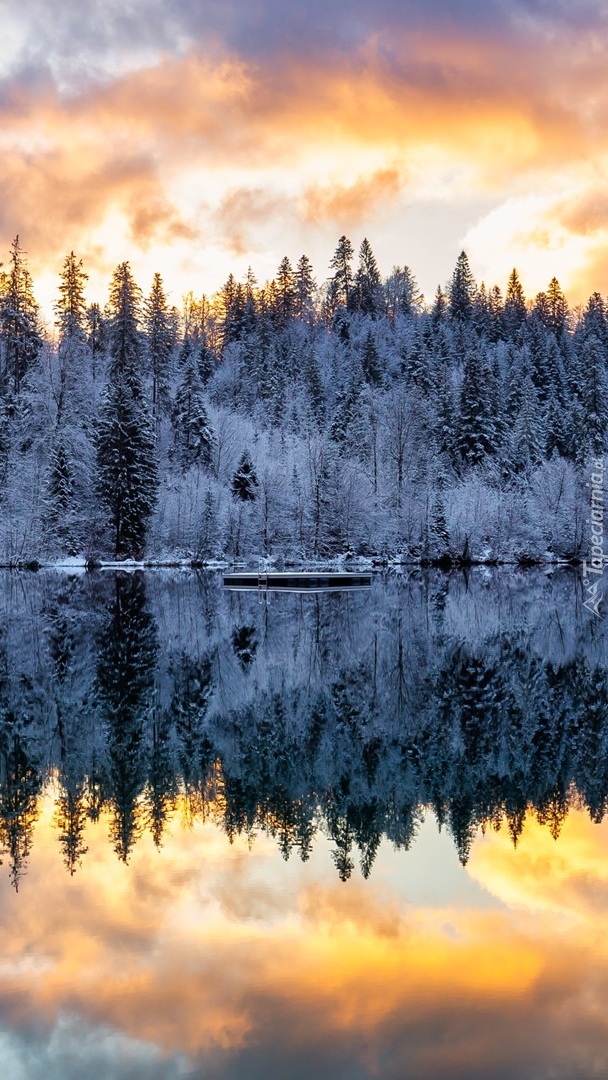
2 2 608 303
464 182 608 299
213 187 290 256
8 0 606 79
2 801 608 1078
302 168 404 227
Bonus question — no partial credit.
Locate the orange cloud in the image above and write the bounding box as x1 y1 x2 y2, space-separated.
2 799 608 1076
2 25 608 301
213 187 290 255
302 167 403 226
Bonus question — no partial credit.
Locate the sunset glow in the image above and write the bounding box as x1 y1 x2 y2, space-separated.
4 1 608 307
2 795 608 1078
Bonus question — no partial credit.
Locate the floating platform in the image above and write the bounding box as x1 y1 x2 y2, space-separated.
223 571 372 592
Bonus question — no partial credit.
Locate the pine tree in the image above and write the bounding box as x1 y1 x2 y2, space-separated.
360 330 382 385
295 255 316 320
300 343 324 423
196 489 219 561
43 441 78 554
432 285 448 323
457 348 499 465
584 293 608 348
220 274 247 348
546 277 569 337
580 335 608 456
274 256 296 323
503 268 527 337
231 450 259 501
86 302 107 383
55 252 88 341
507 376 546 476
96 375 159 558
0 236 42 394
171 357 216 471
54 253 91 424
106 262 142 387
329 377 363 444
385 265 423 320
449 251 476 323
198 334 216 385
143 272 174 428
328 235 355 313
353 238 382 316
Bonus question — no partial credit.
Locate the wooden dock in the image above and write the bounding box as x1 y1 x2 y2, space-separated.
223 571 372 592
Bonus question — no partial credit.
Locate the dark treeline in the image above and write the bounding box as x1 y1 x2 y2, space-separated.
0 236 606 564
0 569 606 887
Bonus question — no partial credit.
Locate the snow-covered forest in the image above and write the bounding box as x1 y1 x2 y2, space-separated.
0 235 606 565
0 569 605 886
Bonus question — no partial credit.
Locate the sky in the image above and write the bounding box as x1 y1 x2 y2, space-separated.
2 798 608 1078
2 0 608 314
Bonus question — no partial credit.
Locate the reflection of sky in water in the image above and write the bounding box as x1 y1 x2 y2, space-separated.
0 568 606 1077
1 795 607 1079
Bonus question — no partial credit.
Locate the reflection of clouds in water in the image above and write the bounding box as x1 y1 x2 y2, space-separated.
0 803 608 1078
471 810 608 921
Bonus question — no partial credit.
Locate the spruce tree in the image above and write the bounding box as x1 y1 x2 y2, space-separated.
503 268 527 337
96 374 159 558
546 277 569 337
196 490 219 561
0 236 42 394
584 293 608 347
432 285 448 323
328 235 355 313
295 255 316 320
449 251 476 323
86 303 107 383
44 441 78 554
107 262 142 387
457 348 499 465
231 450 259 501
274 257 296 323
143 272 174 428
429 493 450 557
360 330 382 385
55 252 88 340
580 335 608 456
507 376 546 476
171 357 216 471
354 238 382 316
54 252 90 424
220 274 246 348
385 266 422 319
198 335 216 385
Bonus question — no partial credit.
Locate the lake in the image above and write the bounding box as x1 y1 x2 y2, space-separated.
0 568 606 1079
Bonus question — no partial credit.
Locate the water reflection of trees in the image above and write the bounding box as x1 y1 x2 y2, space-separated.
0 570 606 886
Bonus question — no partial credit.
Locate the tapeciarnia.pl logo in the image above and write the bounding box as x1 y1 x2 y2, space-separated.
582 458 606 618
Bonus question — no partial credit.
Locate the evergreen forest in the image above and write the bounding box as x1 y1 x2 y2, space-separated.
0 236 605 565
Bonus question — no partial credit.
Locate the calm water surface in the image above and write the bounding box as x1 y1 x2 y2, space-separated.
0 568 606 1079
